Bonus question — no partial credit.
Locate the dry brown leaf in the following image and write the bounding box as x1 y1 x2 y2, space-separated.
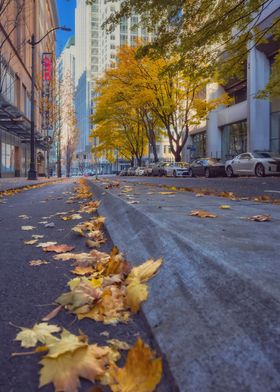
107 339 131 351
189 210 217 218
72 266 96 276
37 241 57 248
43 244 75 253
42 305 63 322
247 214 272 222
29 260 49 266
85 239 101 249
108 338 162 392
21 225 36 231
24 239 38 245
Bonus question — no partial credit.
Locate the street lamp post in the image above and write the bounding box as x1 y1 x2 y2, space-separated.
27 26 71 180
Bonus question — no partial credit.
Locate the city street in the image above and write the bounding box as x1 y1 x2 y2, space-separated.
120 175 280 200
0 180 174 392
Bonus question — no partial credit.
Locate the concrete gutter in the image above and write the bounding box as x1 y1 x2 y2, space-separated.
89 181 280 392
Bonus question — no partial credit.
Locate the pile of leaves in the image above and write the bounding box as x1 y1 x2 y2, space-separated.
53 247 162 325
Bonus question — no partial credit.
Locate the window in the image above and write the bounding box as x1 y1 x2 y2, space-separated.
110 44 115 49
91 56 98 64
120 35 128 45
92 31 98 38
92 48 98 55
110 35 115 40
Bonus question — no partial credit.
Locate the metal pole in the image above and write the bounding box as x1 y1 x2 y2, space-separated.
94 136 98 180
57 80 62 177
27 34 37 180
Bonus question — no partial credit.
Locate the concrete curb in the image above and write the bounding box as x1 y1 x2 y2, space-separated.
89 181 280 392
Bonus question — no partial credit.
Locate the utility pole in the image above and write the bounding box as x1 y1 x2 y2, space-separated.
94 136 98 180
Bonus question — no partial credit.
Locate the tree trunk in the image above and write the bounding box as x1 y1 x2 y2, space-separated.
174 150 181 162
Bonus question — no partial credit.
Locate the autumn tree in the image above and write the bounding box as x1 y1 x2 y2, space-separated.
92 89 148 166
101 45 229 162
99 0 280 95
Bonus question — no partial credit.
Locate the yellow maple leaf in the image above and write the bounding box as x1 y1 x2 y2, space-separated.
126 259 162 284
15 323 60 348
109 338 162 392
46 329 87 358
125 278 148 313
39 344 109 392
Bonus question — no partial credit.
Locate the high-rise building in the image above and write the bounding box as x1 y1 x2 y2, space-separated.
74 0 157 172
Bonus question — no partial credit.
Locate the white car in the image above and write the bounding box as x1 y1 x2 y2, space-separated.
164 162 190 177
135 167 145 176
225 152 280 177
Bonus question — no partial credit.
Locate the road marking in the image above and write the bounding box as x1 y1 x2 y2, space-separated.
264 190 280 194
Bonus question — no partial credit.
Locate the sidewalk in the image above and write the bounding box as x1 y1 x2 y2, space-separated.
0 177 60 192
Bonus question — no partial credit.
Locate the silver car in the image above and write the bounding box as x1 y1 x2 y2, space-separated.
164 162 190 177
225 152 280 177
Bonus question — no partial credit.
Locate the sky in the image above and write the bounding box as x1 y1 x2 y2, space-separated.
56 0 76 56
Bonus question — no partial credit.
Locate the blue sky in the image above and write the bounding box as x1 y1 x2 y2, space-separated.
56 0 76 56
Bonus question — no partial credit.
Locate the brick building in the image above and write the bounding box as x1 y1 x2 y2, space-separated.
0 0 58 177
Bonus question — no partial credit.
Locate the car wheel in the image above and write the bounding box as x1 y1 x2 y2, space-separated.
173 170 177 177
226 166 234 177
255 163 265 177
189 168 193 177
205 168 211 178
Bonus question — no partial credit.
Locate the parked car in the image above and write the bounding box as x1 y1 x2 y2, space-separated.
135 167 145 176
164 162 190 177
144 164 154 176
119 168 128 176
127 167 136 176
225 151 280 177
189 158 225 178
151 162 169 176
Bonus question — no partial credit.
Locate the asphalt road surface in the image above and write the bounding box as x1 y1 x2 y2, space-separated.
119 175 280 199
0 180 175 392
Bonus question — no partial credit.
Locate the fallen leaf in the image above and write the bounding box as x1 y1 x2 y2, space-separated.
21 226 36 231
158 191 176 195
127 200 140 204
100 331 110 337
109 338 162 392
36 241 57 248
15 323 60 348
86 239 101 249
44 222 55 228
39 344 109 391
72 266 95 276
219 205 231 209
126 259 163 284
189 210 217 218
125 278 148 313
19 214 29 219
32 234 44 239
107 339 131 351
195 193 204 197
24 239 38 245
42 305 63 322
247 214 271 222
43 244 75 253
29 260 49 266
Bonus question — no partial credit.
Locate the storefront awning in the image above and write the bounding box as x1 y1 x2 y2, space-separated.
0 95 47 149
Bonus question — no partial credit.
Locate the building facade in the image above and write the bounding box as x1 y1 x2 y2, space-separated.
0 0 58 178
185 1 280 163
75 0 172 173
